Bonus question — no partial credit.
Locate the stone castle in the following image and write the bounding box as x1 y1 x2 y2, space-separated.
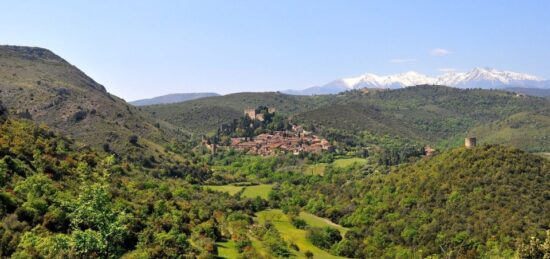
244 107 276 122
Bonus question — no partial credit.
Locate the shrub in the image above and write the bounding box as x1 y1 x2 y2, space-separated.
290 217 307 229
72 110 87 123
128 135 139 145
306 227 342 250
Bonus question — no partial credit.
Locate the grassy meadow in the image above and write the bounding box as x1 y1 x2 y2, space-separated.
215 240 240 259
204 184 273 199
302 157 368 176
255 209 348 259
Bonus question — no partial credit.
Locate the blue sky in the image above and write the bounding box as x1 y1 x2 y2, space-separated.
1 1 549 100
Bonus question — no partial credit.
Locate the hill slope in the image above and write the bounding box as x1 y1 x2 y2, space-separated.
130 92 220 106
354 145 550 257
505 87 550 97
294 86 550 149
469 108 550 152
272 145 550 258
0 45 185 160
0 110 258 258
143 92 332 134
144 85 550 151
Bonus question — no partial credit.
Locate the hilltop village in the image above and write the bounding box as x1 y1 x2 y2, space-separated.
231 125 334 156
231 108 334 155
205 107 334 156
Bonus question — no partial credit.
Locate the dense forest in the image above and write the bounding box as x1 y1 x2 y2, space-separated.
0 105 270 257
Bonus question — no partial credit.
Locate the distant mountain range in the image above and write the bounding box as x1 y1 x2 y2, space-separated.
284 67 550 95
130 92 220 106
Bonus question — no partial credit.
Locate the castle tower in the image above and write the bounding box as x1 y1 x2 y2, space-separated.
465 137 476 148
244 108 256 119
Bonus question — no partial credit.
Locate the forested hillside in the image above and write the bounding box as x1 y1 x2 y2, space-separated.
0 106 264 257
294 86 550 149
143 92 332 134
145 85 550 151
469 108 550 152
270 145 550 258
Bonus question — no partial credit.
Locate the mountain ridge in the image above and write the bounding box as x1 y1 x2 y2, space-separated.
285 67 550 95
130 92 220 106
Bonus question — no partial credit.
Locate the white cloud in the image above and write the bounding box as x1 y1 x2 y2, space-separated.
438 68 457 73
388 58 416 64
430 48 451 56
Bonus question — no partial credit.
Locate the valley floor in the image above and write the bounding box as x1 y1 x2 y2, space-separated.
217 209 349 259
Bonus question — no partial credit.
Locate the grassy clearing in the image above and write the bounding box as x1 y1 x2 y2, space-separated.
303 163 327 175
204 184 273 199
249 236 271 258
332 158 368 168
256 209 348 259
241 184 273 199
302 158 367 176
203 185 243 196
299 212 348 235
215 240 239 259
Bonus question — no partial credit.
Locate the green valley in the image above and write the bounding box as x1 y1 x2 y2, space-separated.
1 45 549 259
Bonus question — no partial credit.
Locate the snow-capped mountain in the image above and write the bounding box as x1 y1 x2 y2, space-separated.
284 68 550 95
435 67 545 88
329 71 437 90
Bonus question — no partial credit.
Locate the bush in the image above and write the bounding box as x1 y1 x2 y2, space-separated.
0 102 6 123
306 227 342 250
0 192 17 216
290 217 307 229
128 135 139 145
72 110 87 122
235 239 252 252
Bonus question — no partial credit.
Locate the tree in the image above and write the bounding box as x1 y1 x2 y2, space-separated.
128 135 139 145
516 230 550 258
306 227 342 250
290 217 307 229
0 101 7 123
69 184 127 258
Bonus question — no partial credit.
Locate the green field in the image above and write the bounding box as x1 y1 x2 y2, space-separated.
241 184 273 199
204 185 244 195
303 163 327 175
302 158 368 176
332 158 368 168
256 209 348 259
299 212 348 235
216 240 240 259
204 184 273 199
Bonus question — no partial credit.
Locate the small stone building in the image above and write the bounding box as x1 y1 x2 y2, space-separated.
465 137 476 148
